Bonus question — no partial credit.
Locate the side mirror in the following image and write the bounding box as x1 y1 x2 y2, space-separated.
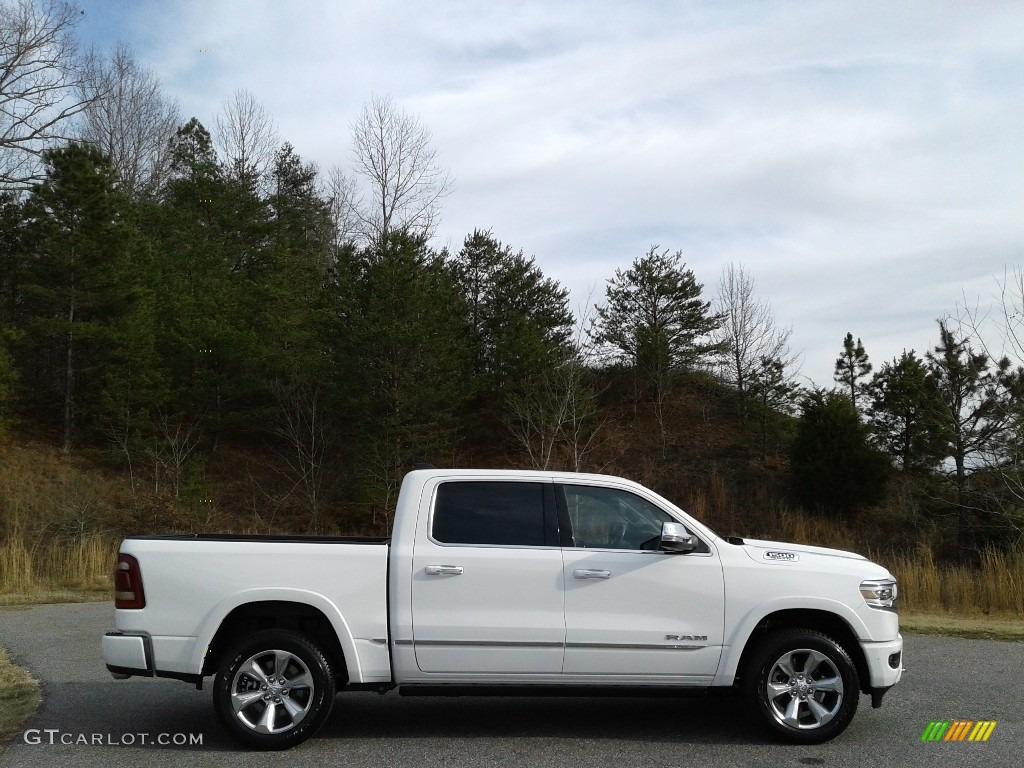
660 521 698 553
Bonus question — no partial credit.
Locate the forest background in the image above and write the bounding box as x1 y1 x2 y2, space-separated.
1 0 1023 618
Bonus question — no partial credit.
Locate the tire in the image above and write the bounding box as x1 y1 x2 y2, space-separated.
742 629 860 744
213 629 335 750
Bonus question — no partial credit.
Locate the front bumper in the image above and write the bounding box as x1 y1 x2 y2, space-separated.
861 633 904 690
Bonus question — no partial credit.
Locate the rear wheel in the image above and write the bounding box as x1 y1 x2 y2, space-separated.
742 629 860 744
213 629 335 750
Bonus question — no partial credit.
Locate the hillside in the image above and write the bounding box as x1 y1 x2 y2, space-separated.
0 372 924 553
2 370 1024 618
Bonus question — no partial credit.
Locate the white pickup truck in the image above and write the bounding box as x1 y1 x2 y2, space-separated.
103 469 903 750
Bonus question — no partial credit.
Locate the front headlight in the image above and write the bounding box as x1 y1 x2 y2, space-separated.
860 578 898 610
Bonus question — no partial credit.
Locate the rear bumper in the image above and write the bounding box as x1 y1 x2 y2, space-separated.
103 631 203 686
103 631 152 678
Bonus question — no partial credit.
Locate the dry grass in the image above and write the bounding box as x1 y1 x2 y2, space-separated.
2 435 1022 633
3 527 1022 618
0 647 41 747
883 548 1024 616
0 440 125 602
0 534 117 602
683 471 1024 619
757 513 1024 618
0 441 126 539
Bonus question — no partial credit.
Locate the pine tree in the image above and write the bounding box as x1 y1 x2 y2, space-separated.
0 192 22 321
453 229 573 401
790 390 890 516
269 142 332 269
867 351 948 473
0 328 17 436
262 141 335 380
748 356 800 460
253 145 341 528
17 142 156 452
337 232 471 530
834 332 872 410
592 246 723 373
926 321 1021 548
0 193 22 432
590 245 723 450
151 118 267 446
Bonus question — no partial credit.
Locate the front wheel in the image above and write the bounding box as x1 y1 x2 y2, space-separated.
213 629 335 750
742 629 860 744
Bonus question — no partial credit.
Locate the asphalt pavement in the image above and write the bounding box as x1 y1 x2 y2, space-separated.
0 602 1020 767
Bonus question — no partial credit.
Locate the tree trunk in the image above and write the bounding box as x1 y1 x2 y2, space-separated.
954 443 969 551
62 300 75 454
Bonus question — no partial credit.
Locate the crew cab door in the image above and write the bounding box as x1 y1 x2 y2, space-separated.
559 483 725 681
410 479 565 674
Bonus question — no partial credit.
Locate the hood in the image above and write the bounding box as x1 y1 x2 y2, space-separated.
739 537 868 565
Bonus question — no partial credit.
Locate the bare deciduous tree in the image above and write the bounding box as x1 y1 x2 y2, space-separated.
958 269 1024 541
506 359 605 472
323 163 361 252
351 94 452 244
271 377 334 534
214 88 278 194
364 438 402 535
0 0 95 189
992 267 1024 364
507 297 608 472
75 43 179 197
714 262 797 419
151 409 203 500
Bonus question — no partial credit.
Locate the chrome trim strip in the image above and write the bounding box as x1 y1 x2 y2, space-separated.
566 642 706 651
397 639 563 648
396 639 706 651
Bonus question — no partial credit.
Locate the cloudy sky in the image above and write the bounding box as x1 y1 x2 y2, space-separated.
75 0 1023 387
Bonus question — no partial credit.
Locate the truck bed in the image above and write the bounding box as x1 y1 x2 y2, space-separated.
109 534 392 684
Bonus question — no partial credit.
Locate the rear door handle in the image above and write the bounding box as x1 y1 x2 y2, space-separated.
425 565 464 576
573 569 611 579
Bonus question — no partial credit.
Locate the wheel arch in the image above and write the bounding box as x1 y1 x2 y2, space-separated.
200 597 351 685
728 609 870 695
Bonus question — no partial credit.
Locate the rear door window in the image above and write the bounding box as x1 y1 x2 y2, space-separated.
432 481 554 546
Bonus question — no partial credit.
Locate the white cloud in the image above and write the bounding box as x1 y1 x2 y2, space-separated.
78 0 1024 386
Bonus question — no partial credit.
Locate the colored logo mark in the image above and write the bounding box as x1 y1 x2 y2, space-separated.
921 721 997 742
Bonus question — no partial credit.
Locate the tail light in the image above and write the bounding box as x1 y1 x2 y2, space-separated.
114 553 146 609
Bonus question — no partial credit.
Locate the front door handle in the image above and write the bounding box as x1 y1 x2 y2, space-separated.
425 565 464 576
573 569 611 579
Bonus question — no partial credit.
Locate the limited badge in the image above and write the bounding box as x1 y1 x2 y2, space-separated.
763 550 799 562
